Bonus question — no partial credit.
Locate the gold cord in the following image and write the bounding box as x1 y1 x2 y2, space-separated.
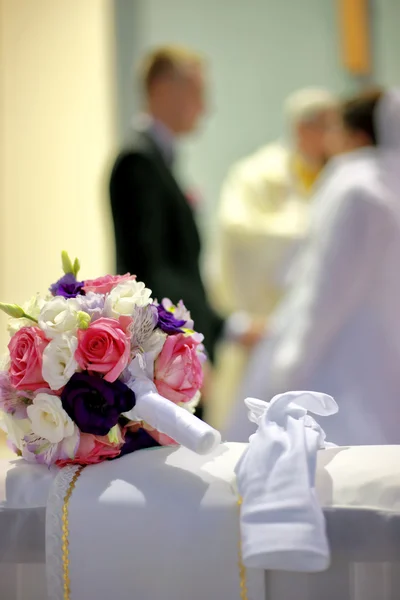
237 497 248 600
62 466 86 600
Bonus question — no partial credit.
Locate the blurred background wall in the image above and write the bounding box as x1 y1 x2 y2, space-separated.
0 0 399 351
114 0 400 240
0 0 117 349
116 0 349 241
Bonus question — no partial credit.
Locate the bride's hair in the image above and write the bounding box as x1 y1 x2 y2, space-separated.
342 88 384 146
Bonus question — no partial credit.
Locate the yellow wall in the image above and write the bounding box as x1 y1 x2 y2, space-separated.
0 0 117 351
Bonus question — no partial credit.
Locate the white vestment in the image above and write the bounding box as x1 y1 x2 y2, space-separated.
225 147 400 445
209 142 313 428
216 142 311 317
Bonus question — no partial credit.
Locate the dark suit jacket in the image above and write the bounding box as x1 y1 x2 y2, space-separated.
109 129 224 361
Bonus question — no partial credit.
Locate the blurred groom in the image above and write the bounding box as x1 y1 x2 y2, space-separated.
109 46 259 417
109 46 225 363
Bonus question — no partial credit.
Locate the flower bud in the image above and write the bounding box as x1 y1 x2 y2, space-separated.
77 311 91 330
61 250 74 275
73 257 81 277
0 303 25 318
107 425 120 444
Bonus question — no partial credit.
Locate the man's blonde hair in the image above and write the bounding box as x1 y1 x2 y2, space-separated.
139 45 204 92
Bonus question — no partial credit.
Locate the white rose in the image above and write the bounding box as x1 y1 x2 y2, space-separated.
8 294 46 336
0 413 32 451
42 334 79 390
27 393 75 444
104 280 152 318
38 297 80 339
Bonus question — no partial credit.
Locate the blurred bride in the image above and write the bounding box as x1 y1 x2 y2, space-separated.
225 88 400 446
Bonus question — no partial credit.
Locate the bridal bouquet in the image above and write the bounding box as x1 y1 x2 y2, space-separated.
0 252 215 466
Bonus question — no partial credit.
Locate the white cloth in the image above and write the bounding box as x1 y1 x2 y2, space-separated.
0 459 57 600
0 459 57 563
216 142 310 317
235 391 337 572
225 144 400 445
4 443 400 599
45 444 265 600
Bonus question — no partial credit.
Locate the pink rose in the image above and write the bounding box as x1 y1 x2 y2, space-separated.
82 274 136 295
8 327 50 391
154 334 203 404
75 317 131 382
127 420 177 447
56 431 122 466
147 429 177 447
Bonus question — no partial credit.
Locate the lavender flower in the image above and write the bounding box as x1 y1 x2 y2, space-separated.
130 304 163 354
75 292 105 321
22 429 80 467
0 371 31 419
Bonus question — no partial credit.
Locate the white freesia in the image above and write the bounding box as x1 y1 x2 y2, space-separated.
0 412 32 451
38 297 80 339
42 334 79 390
178 391 201 415
142 329 167 356
27 393 75 444
8 294 46 336
105 280 152 318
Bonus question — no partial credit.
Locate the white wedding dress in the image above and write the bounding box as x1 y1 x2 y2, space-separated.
225 90 400 446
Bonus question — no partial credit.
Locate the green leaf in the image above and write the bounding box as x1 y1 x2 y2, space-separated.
107 425 120 445
0 303 38 323
61 250 74 275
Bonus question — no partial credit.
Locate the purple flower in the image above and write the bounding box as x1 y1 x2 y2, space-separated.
117 427 160 458
162 299 194 330
50 273 85 299
61 372 135 436
157 304 185 335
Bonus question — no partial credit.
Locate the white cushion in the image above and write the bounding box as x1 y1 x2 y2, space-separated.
0 460 58 563
1 444 400 564
317 445 400 561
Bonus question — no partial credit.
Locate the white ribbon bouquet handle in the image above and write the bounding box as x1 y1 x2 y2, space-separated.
123 357 221 455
